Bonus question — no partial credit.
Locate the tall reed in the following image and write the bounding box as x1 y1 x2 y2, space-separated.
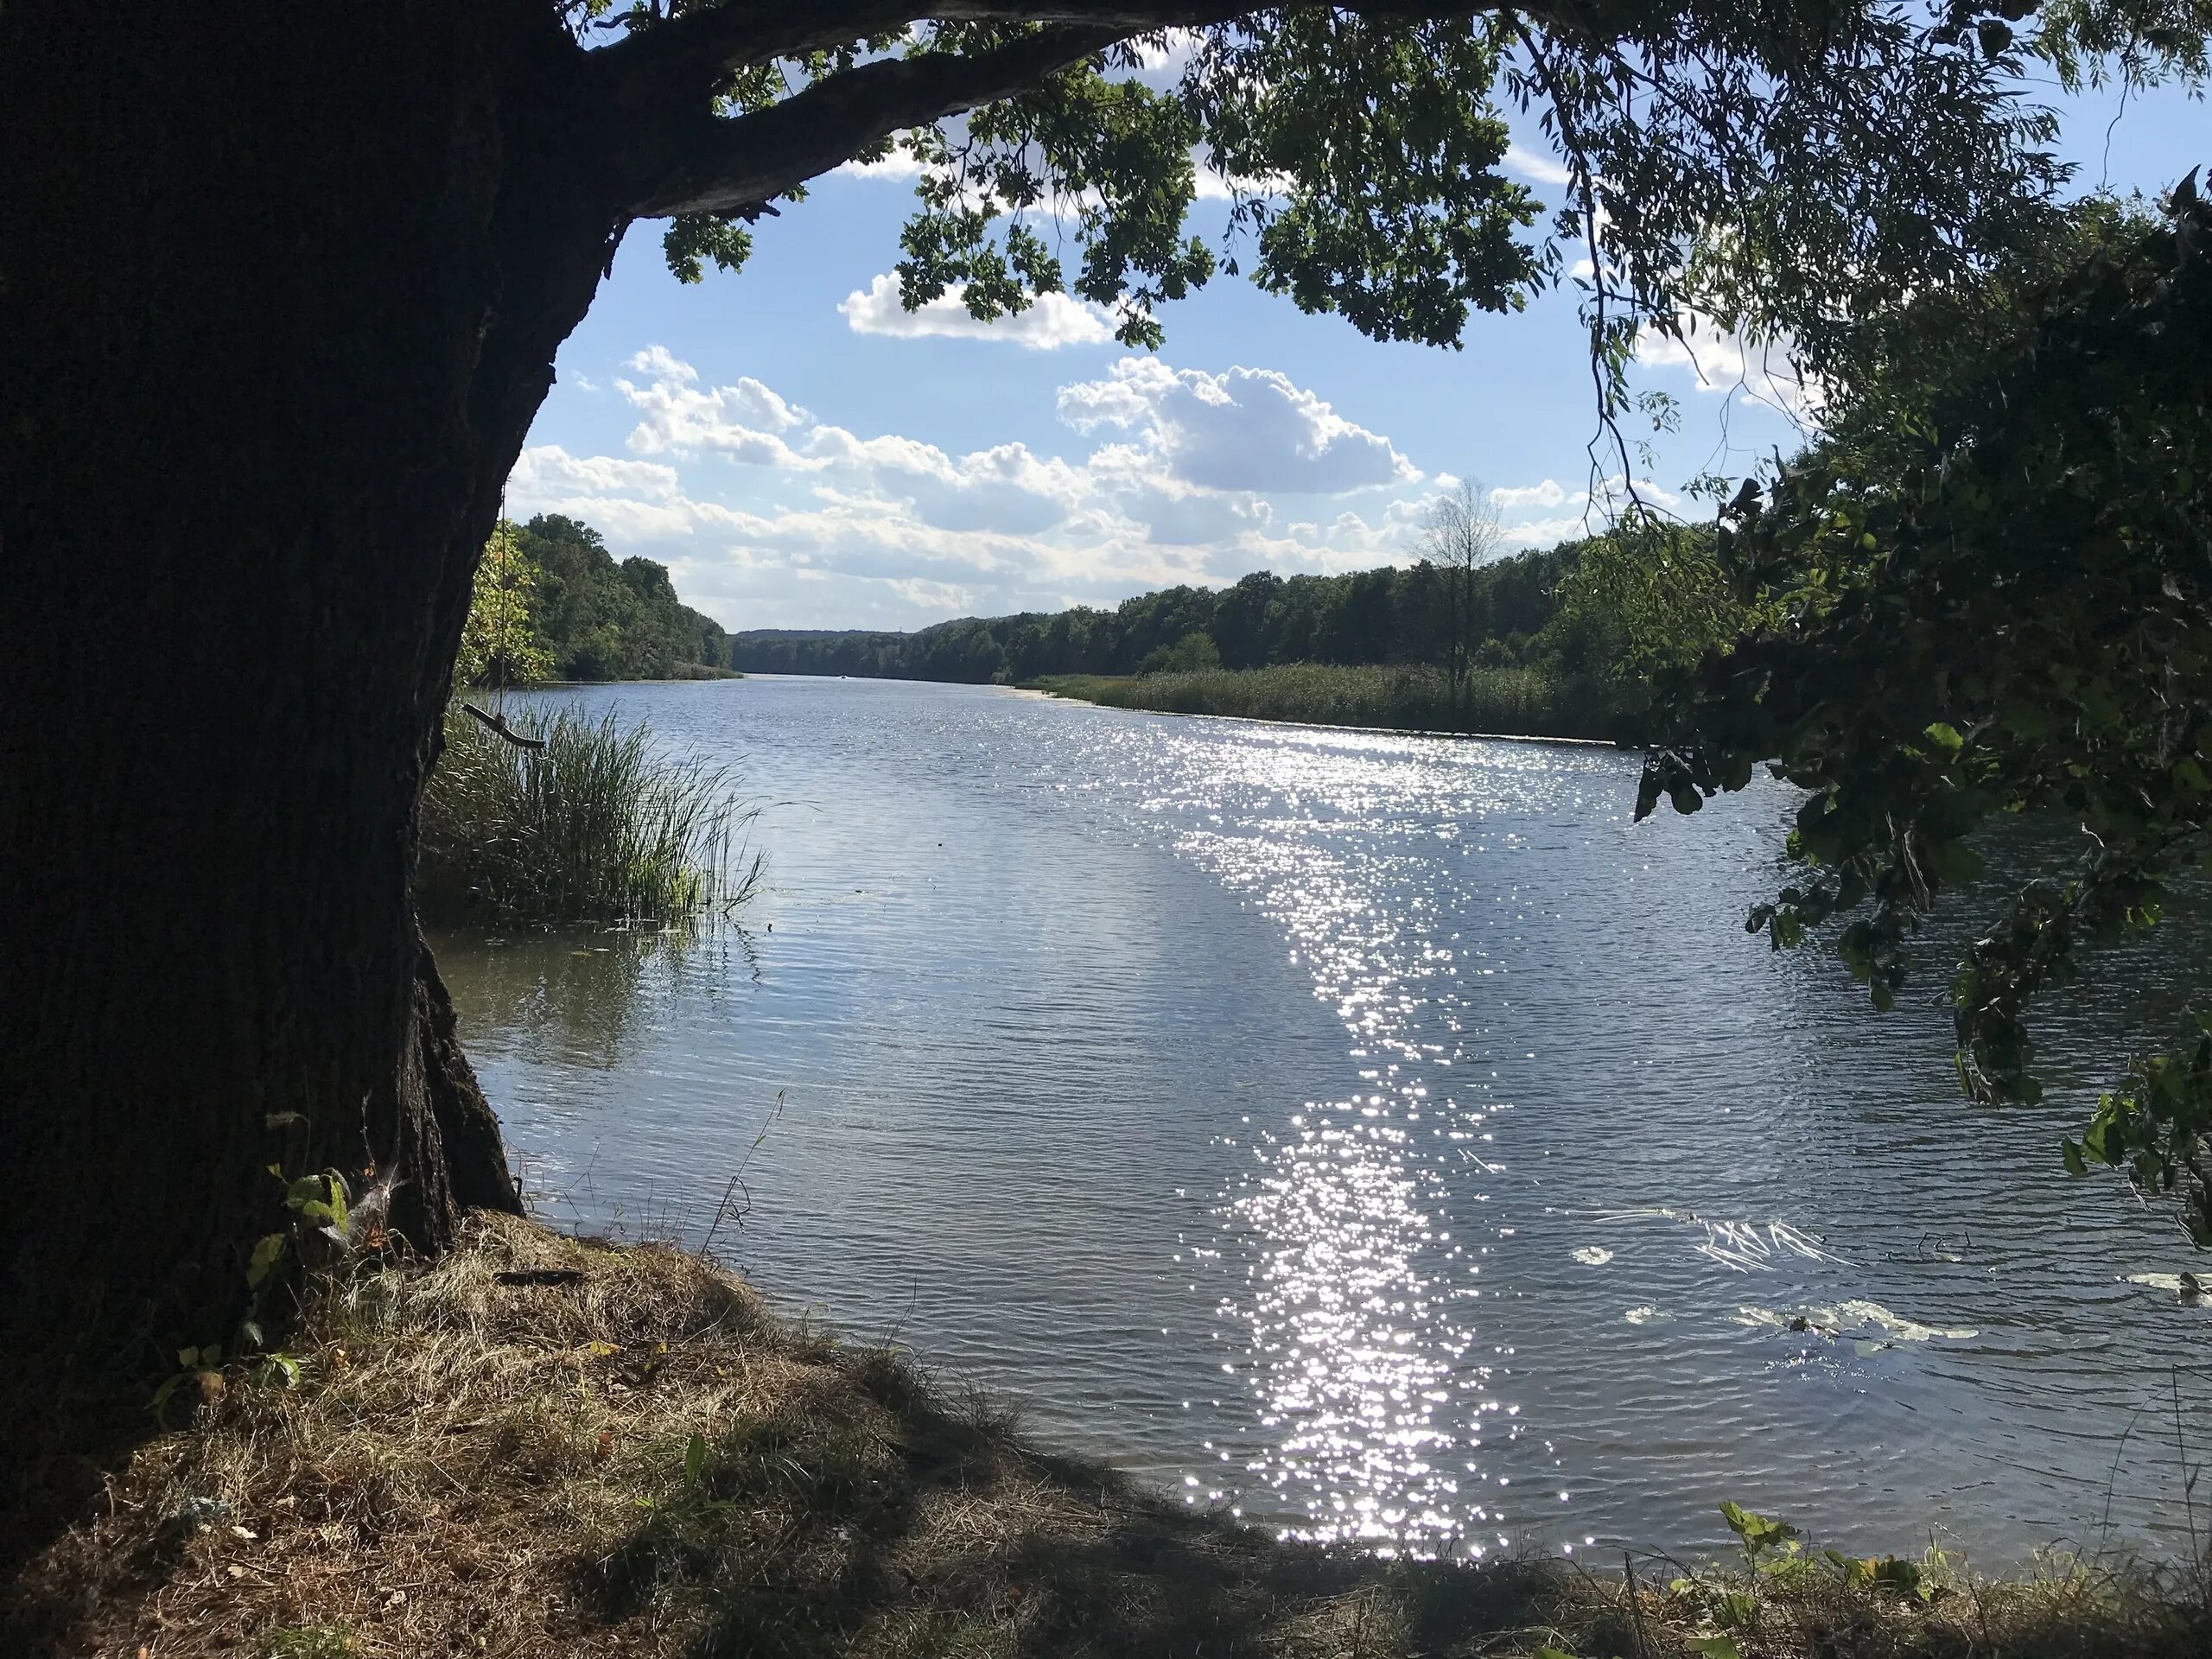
418 703 760 925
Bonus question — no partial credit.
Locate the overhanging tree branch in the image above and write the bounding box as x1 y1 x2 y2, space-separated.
621 23 1128 217
598 3 1591 111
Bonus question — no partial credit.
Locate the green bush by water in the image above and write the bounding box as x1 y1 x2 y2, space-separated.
1032 662 1621 741
417 703 759 925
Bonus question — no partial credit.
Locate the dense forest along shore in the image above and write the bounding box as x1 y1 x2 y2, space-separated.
729 535 1703 743
435 676 2212 1567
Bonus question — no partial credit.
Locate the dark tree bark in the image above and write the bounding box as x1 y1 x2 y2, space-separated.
0 3 632 1430
0 13 1141 1568
0 2 1281 1592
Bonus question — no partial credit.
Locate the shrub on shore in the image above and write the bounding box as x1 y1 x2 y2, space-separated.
8 1214 2204 1658
1032 663 1623 742
417 702 758 925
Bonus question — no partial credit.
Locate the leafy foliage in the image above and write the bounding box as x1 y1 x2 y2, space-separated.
737 539 1605 678
1637 182 2212 1240
461 516 733 684
563 3 2210 419
458 521 555 690
1136 629 1223 675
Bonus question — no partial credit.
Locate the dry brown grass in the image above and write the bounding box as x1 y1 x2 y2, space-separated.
7 1215 2207 1659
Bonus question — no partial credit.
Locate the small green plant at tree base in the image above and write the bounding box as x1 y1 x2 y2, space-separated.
151 1158 346 1417
632 1428 753 1538
263 1624 356 1659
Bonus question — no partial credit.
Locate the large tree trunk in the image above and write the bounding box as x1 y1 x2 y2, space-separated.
0 0 624 1447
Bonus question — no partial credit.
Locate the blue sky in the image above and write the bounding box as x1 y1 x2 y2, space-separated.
513 70 2202 633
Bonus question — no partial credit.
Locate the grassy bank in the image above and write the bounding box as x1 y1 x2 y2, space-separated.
10 1216 2202 1658
1027 664 1624 741
418 703 759 925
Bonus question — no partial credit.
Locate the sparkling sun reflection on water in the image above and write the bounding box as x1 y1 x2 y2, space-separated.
443 680 2212 1568
1147 730 1554 1556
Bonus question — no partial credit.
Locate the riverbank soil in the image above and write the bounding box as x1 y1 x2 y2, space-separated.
5 1215 2203 1657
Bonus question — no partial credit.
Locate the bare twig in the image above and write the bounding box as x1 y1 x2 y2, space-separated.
461 702 549 751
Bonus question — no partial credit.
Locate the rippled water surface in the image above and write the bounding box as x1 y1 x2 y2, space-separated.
435 676 2212 1565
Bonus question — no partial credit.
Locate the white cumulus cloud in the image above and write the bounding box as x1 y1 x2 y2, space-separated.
516 348 1446 629
1636 318 1821 423
618 349 817 463
1489 479 1574 512
1057 359 1419 496
839 273 1116 350
511 446 682 503
1503 143 1573 187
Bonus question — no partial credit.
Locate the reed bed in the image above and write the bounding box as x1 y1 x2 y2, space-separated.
1031 664 1620 741
417 703 760 925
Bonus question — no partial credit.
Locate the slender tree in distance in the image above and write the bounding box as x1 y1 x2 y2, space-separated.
1421 478 1504 731
3 2 2205 1423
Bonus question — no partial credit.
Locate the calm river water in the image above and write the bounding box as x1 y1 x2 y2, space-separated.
433 676 2212 1567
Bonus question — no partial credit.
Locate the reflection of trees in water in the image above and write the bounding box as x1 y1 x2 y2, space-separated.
430 922 759 1072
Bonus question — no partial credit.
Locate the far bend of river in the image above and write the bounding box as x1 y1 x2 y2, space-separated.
434 676 2212 1567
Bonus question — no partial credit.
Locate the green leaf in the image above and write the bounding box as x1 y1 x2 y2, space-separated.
247 1232 288 1289
684 1431 709 1489
258 1353 303 1389
1719 1500 1799 1557
1688 1638 1743 1659
1923 721 1964 753
1924 839 1985 886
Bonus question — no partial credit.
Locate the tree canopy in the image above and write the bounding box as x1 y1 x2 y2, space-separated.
1638 181 2212 1240
555 3 2209 397
728 540 1584 682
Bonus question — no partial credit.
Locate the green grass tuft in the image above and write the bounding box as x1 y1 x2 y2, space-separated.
417 702 760 925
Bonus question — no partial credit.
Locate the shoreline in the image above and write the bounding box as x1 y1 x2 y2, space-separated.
10 1217 2202 1657
1022 674 1625 750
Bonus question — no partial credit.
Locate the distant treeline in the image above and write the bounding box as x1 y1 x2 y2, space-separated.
1036 663 1619 741
730 544 1603 685
467 514 733 684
